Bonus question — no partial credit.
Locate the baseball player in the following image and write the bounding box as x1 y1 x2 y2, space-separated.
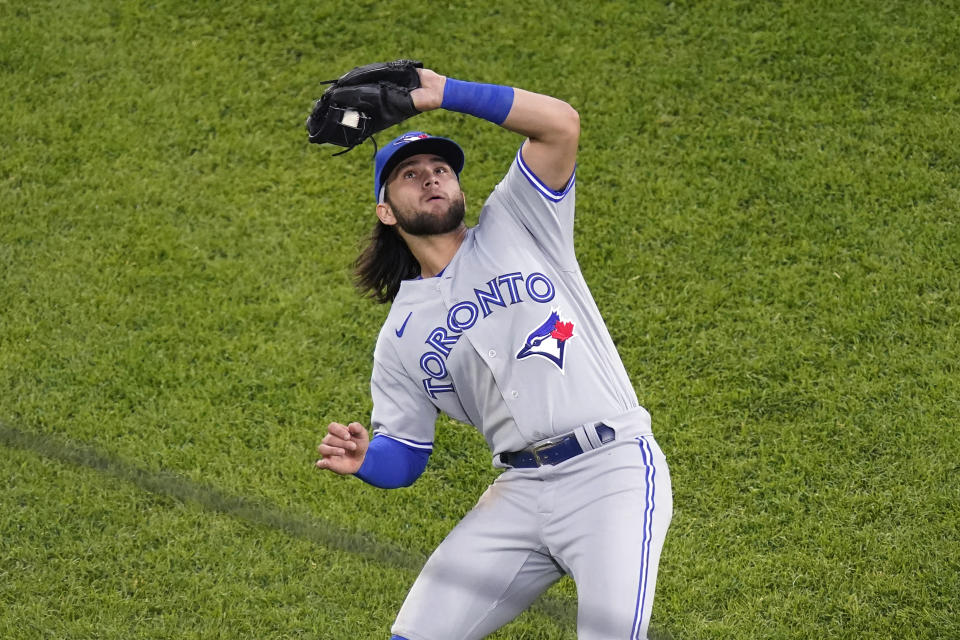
313 64 672 640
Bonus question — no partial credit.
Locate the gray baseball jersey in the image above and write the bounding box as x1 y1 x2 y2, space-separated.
369 148 650 459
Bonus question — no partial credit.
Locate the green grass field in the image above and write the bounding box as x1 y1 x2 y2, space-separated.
2 1 958 638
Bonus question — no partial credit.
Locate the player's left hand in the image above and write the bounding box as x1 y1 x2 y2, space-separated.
315 421 369 475
305 59 423 152
409 68 446 112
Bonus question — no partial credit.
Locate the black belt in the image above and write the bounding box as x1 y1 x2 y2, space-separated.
500 424 616 468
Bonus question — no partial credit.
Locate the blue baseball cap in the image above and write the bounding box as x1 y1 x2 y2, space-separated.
374 131 465 203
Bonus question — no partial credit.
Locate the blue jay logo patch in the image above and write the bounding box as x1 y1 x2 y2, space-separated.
395 133 429 145
516 309 575 371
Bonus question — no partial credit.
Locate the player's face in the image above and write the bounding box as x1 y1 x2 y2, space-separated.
384 154 465 237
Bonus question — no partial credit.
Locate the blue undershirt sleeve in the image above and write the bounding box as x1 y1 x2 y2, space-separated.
353 435 431 489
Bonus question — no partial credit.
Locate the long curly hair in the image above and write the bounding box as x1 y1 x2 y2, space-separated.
354 220 419 304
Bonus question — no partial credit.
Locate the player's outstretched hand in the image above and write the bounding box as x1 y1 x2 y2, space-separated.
316 422 369 475
410 67 446 112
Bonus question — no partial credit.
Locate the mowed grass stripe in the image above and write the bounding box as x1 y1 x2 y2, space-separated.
0 420 582 638
0 419 423 571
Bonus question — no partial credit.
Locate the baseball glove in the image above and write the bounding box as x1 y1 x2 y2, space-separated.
306 59 423 153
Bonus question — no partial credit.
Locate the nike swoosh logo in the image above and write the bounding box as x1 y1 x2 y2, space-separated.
395 312 413 338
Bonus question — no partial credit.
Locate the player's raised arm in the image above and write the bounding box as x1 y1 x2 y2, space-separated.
412 68 579 193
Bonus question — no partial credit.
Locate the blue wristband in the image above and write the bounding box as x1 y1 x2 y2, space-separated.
441 78 515 125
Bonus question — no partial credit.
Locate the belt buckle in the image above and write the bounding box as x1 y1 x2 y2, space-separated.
531 439 557 466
